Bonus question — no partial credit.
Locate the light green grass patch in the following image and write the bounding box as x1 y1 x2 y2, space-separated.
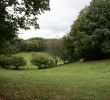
0 52 110 100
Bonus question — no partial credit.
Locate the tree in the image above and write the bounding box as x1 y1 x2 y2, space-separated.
0 41 16 55
63 7 89 61
64 0 110 60
56 39 70 64
0 0 50 54
0 55 26 69
46 39 60 66
31 53 55 69
0 0 50 29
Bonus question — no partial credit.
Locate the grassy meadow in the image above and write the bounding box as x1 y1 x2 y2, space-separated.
0 52 110 100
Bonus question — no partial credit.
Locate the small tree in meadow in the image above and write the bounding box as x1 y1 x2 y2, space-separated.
0 55 26 69
31 53 55 69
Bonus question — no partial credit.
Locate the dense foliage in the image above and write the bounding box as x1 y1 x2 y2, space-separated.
0 0 50 29
64 0 110 60
0 55 26 69
31 53 55 69
15 38 46 52
0 0 50 54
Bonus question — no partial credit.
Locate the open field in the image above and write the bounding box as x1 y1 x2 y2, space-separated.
0 52 110 100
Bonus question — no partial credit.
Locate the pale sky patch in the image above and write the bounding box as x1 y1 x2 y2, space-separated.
18 0 91 39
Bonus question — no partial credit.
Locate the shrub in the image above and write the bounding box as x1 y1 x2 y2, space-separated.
0 55 10 67
0 55 26 69
10 56 27 69
31 54 55 69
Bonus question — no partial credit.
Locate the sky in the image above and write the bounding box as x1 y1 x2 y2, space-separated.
18 0 91 40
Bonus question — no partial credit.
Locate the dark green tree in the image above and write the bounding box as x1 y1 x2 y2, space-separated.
0 0 50 54
64 0 110 60
0 0 50 29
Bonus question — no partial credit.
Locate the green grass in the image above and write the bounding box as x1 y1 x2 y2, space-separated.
0 52 110 100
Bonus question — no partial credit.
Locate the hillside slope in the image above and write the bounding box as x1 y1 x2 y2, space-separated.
0 53 110 100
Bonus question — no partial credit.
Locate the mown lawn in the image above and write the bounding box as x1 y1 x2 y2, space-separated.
0 52 110 100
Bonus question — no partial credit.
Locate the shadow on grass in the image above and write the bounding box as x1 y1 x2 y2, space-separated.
37 62 71 70
0 61 79 71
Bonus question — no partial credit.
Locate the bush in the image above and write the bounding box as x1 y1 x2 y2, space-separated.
31 54 55 69
10 56 27 69
0 55 10 67
0 55 26 69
